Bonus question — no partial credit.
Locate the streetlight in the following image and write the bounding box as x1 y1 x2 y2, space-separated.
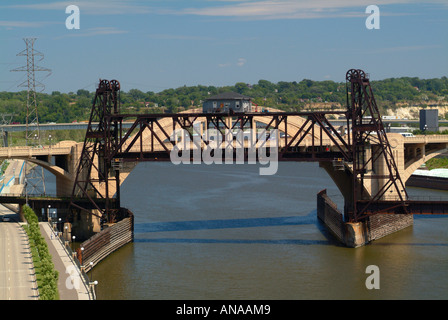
71 235 76 251
48 134 53 148
424 124 428 135
90 280 98 299
89 261 94 281
80 247 84 266
47 205 51 222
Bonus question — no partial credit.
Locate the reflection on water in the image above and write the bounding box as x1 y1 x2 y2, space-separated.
66 162 448 300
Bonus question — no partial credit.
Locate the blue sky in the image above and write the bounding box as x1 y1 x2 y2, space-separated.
0 0 447 93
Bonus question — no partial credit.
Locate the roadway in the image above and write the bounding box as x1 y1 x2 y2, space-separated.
0 118 444 133
0 159 37 300
0 206 38 300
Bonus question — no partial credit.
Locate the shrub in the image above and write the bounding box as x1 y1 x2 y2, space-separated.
22 205 59 300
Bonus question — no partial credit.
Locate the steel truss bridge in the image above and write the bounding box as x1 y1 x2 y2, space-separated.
69 69 448 226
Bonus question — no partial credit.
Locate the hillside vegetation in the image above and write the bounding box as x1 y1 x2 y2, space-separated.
0 77 446 124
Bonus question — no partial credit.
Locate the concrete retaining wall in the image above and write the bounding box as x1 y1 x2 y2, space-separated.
317 189 345 243
77 211 134 272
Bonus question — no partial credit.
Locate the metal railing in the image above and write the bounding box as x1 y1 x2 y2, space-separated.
48 222 97 300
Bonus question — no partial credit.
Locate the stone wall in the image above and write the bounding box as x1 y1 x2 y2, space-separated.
366 213 413 242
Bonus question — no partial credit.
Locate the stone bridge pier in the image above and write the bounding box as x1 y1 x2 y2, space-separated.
318 132 448 246
321 133 448 213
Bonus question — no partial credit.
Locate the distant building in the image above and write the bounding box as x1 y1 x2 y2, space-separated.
420 109 438 132
202 92 252 113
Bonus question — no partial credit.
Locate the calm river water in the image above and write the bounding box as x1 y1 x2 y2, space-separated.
80 162 448 300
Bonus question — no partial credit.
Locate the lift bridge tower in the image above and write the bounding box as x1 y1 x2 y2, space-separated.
11 38 51 195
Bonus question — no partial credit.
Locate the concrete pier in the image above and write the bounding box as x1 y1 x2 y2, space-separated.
344 222 367 248
317 189 413 248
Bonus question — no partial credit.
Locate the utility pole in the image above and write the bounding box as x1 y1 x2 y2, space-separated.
11 38 51 195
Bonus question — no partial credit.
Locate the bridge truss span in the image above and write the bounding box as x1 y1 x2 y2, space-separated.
69 69 446 227
107 110 352 163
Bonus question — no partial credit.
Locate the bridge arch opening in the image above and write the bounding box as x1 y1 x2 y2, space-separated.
0 157 73 197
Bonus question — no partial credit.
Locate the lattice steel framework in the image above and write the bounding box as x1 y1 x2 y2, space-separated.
11 38 51 195
70 79 121 224
345 69 408 221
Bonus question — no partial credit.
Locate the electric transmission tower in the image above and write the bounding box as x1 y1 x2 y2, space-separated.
11 38 51 196
0 113 14 147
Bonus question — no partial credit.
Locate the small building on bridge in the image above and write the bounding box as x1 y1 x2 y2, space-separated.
203 92 252 113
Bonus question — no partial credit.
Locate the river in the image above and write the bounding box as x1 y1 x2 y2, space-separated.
65 162 448 300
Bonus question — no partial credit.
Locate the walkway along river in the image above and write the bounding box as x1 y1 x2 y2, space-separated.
46 162 448 299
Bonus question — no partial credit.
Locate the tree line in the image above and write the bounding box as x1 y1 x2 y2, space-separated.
0 76 446 123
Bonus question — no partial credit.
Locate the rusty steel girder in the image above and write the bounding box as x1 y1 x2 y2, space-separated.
70 79 121 224
345 69 408 221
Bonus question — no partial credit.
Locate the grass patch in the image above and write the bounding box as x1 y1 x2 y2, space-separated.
425 157 448 170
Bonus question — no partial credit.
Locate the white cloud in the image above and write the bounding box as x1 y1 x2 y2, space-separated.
367 44 443 54
146 34 214 41
219 57 247 67
177 0 448 20
5 1 153 15
237 58 247 67
0 20 53 28
6 0 447 20
218 62 232 68
54 27 128 39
